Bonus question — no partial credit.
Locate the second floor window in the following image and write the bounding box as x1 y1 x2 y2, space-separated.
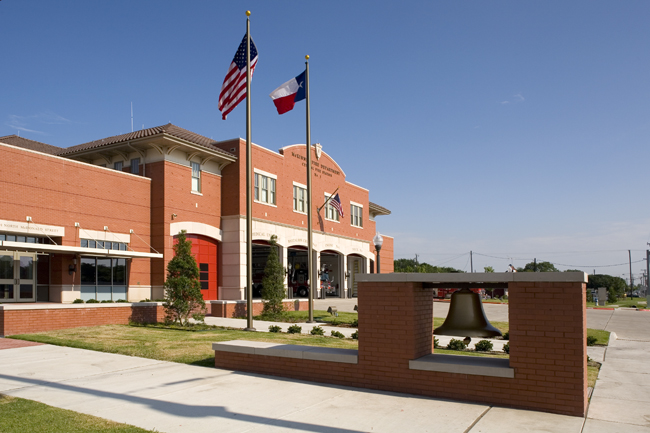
293 185 306 213
191 162 201 192
130 158 140 175
324 194 339 221
254 172 276 205
351 203 363 228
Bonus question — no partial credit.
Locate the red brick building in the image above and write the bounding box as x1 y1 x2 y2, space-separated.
0 124 392 303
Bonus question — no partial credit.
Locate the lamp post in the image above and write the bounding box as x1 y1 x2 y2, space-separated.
373 232 383 274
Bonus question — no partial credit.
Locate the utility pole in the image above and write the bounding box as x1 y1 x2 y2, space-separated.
470 251 473 273
533 258 537 272
629 250 633 296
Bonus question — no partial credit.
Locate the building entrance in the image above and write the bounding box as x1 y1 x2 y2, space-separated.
320 251 342 297
0 251 37 302
347 255 365 297
287 247 309 297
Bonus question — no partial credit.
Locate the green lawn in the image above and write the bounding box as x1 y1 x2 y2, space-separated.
587 329 610 346
0 394 155 433
258 310 359 325
587 297 647 309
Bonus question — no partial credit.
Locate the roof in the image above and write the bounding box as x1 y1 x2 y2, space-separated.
369 201 391 216
58 123 236 159
0 135 63 155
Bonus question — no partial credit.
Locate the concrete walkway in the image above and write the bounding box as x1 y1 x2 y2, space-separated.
1 306 649 432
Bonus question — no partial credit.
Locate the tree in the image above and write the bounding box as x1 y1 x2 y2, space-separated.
394 258 464 273
484 266 495 273
261 235 286 317
517 261 559 272
587 274 627 303
163 230 206 326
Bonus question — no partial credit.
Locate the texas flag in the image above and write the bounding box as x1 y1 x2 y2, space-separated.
269 71 306 115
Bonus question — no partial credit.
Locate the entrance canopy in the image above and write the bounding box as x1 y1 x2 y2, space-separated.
0 240 163 259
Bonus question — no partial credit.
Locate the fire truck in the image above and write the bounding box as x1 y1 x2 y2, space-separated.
433 287 485 299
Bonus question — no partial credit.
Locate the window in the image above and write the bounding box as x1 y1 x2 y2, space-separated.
130 158 140 175
191 161 201 192
114 161 123 171
80 239 128 251
324 194 339 222
80 257 128 301
254 171 276 205
351 203 363 228
293 184 306 213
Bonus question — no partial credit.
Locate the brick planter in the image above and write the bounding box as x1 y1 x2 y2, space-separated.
214 273 588 417
0 303 165 336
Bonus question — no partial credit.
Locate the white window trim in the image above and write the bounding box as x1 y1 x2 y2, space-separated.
293 183 307 215
324 192 340 223
191 161 201 193
254 168 278 180
350 202 364 228
254 170 277 207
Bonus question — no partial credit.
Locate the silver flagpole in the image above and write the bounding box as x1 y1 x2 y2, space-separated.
245 11 255 331
305 55 315 323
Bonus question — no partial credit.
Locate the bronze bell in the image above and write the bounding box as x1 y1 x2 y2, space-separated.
434 288 502 338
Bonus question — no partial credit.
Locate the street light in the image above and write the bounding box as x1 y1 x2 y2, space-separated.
373 232 383 274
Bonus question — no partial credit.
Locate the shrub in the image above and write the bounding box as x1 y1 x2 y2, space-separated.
268 325 282 333
163 230 207 326
502 331 509 340
101 300 114 303
434 337 440 348
140 299 151 303
351 330 358 340
261 235 286 316
287 324 302 334
116 299 128 303
351 318 358 327
503 342 510 354
72 299 84 304
310 326 325 336
446 339 465 351
475 340 493 352
587 336 598 346
86 299 99 303
331 330 345 339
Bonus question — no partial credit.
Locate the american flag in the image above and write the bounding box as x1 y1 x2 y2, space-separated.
331 193 344 217
218 35 258 120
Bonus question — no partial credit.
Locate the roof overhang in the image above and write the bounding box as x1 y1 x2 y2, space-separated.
64 133 236 168
0 241 163 259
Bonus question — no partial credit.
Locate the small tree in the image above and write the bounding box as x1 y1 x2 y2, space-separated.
163 230 206 326
261 235 286 317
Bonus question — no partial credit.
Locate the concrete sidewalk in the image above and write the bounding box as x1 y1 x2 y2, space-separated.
1 343 586 433
2 307 650 432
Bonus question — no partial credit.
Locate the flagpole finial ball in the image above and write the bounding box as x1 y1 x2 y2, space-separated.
246 10 251 16
305 55 310 60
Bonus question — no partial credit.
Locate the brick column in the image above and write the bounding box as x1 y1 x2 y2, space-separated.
358 281 433 368
508 281 587 416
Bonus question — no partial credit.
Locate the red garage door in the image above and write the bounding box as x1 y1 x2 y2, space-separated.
174 234 218 301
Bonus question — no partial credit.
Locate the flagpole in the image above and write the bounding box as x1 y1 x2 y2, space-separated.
305 55 315 323
318 187 340 212
245 11 255 331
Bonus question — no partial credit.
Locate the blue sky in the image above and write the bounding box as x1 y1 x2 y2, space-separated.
2 1 649 281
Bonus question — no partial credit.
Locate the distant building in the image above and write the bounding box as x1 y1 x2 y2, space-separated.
0 124 392 303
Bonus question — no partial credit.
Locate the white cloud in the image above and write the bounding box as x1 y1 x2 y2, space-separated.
6 111 71 135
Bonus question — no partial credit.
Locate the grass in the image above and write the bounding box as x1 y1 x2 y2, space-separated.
0 394 155 432
433 318 510 335
587 297 647 309
255 310 359 325
9 325 358 367
587 329 610 346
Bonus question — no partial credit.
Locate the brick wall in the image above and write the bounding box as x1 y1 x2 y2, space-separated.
0 304 165 336
210 299 309 318
214 279 588 417
0 143 153 288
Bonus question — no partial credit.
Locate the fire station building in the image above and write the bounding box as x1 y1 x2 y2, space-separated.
0 124 393 304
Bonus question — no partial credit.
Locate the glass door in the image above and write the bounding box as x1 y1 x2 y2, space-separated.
0 251 36 302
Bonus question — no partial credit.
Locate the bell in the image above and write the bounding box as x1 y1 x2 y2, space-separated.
434 288 502 338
